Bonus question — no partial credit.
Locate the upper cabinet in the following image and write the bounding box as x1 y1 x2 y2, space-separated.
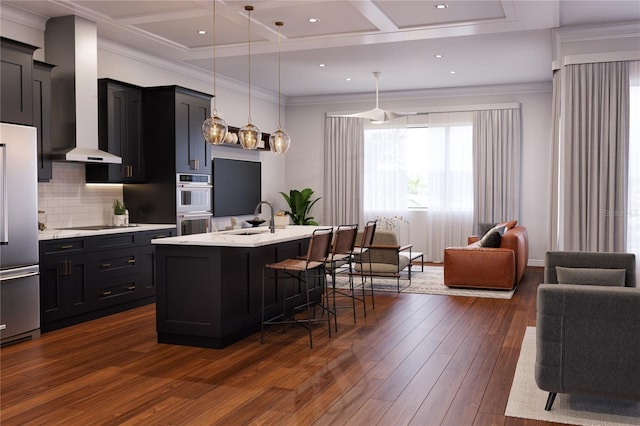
33 61 55 182
86 79 145 183
0 37 38 126
142 86 212 176
174 89 212 174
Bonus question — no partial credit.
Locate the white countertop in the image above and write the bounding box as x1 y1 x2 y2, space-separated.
152 225 322 248
38 224 176 240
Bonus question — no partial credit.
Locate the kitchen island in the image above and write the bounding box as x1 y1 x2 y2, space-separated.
152 226 322 348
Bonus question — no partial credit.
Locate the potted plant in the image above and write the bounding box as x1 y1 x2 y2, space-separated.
279 188 321 225
112 199 127 226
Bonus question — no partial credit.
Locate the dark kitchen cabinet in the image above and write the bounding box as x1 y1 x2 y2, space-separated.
39 227 175 332
143 86 212 175
33 61 55 182
0 37 37 125
39 238 93 327
156 237 311 348
86 79 144 183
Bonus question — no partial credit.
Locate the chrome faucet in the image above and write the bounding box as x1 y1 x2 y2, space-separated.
254 201 275 233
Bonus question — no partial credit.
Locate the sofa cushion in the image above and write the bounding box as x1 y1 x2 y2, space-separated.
480 230 502 248
555 266 626 286
355 255 411 274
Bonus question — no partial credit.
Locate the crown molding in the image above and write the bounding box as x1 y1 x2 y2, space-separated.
288 82 553 107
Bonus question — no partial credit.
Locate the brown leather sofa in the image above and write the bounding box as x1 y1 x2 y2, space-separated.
443 225 529 290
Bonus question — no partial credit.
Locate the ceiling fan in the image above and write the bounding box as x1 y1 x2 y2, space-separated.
331 71 416 123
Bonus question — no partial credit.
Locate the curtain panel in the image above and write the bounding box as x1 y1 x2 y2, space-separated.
548 69 562 251
472 108 522 229
323 116 364 226
562 61 629 252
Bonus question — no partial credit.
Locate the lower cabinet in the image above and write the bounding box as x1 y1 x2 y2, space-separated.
155 237 311 349
39 228 175 332
39 250 92 325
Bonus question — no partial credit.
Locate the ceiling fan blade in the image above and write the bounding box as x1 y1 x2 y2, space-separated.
331 108 416 122
329 73 417 122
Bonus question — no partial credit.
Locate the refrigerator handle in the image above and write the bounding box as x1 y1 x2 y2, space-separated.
0 143 7 245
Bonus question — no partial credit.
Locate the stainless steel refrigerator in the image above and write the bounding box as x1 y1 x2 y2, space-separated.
0 123 40 345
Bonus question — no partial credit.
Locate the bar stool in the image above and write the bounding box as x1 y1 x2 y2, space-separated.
350 220 377 310
261 227 334 349
325 224 359 330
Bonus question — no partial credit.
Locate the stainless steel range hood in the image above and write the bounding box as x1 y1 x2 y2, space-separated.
45 16 121 164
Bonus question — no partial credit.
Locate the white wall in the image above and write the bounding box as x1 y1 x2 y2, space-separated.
285 84 553 266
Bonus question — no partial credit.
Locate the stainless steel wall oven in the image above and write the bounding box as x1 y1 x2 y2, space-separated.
175 173 211 235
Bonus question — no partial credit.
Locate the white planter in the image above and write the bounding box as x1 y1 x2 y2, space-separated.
113 214 127 227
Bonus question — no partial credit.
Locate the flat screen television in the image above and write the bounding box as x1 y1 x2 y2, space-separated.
212 158 261 217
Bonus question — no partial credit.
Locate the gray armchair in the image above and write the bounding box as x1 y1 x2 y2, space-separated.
535 251 640 410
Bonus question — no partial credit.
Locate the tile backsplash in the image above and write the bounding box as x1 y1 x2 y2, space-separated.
37 162 123 229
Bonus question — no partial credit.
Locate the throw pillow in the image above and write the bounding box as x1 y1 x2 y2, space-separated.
480 230 502 248
555 267 626 286
503 220 518 229
478 222 497 238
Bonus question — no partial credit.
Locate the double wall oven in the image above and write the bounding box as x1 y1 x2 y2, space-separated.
176 173 212 235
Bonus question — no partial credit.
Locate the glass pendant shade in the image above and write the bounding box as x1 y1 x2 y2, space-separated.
269 128 290 154
202 114 228 145
239 122 261 150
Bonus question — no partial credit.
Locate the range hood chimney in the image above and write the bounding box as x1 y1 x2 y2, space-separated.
45 15 121 164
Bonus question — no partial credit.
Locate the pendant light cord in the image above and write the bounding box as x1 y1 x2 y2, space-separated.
212 0 218 115
276 22 283 129
246 6 253 124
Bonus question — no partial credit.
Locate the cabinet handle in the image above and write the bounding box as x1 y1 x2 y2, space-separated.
125 165 133 178
61 259 72 276
101 291 112 297
59 244 73 250
127 259 136 264
191 159 199 170
100 263 111 268
126 285 136 291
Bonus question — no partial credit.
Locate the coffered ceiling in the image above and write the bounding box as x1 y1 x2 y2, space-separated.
2 1 639 97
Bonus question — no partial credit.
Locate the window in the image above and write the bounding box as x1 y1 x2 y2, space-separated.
363 113 473 215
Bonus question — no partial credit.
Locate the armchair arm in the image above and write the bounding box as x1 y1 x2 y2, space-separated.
399 244 413 253
536 284 640 400
444 247 516 289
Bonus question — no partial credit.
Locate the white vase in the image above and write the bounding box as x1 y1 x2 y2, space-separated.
113 214 127 227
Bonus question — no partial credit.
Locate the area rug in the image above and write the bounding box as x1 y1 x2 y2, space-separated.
505 327 640 425
332 266 514 299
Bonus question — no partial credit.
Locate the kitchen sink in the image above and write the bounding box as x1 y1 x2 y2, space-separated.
57 224 139 231
227 228 270 236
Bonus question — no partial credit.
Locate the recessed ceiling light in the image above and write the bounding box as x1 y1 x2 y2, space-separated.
345 77 351 81
319 63 326 68
449 70 456 74
197 30 207 35
434 54 444 59
308 18 320 23
435 4 448 9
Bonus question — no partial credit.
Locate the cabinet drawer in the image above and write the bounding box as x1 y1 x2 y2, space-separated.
94 250 138 280
135 229 176 245
95 275 139 307
40 238 89 255
94 233 136 250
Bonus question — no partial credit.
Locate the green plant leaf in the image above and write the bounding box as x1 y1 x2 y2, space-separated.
279 188 320 225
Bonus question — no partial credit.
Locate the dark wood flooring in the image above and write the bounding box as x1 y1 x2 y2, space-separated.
1 266 561 425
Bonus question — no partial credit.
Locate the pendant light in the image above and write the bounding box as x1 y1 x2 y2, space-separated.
238 5 261 150
201 0 228 145
269 21 290 154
